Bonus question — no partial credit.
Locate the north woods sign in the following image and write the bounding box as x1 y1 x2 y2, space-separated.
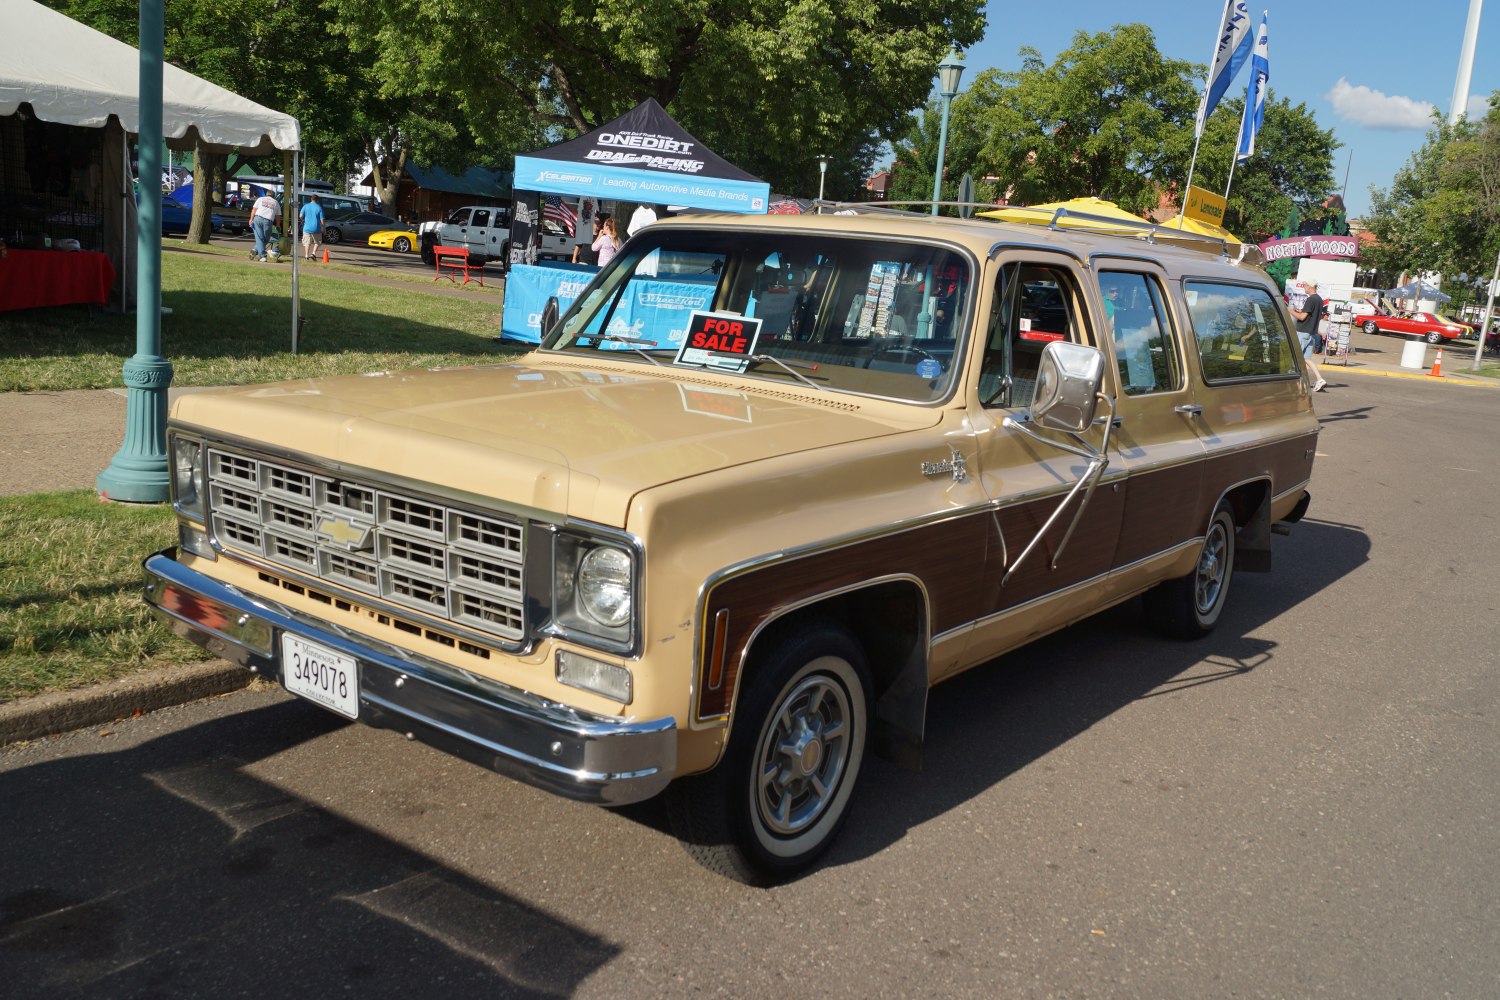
1258 235 1359 261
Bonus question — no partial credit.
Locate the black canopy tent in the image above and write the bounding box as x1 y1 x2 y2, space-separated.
507 99 770 267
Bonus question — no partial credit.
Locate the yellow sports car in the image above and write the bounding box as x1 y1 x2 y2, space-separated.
366 229 420 253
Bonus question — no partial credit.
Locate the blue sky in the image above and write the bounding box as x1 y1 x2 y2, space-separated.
955 0 1496 218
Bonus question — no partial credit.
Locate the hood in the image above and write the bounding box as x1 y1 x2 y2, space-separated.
170 358 939 525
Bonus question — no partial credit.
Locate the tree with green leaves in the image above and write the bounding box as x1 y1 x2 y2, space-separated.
332 0 985 196
889 24 1337 238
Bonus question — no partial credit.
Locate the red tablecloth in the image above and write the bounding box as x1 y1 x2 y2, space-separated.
0 249 116 312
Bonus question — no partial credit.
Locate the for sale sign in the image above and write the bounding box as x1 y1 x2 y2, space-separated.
674 311 763 373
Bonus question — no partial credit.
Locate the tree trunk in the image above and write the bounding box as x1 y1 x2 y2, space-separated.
186 137 212 245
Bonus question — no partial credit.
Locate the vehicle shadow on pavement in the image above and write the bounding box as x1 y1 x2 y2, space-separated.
812 518 1372 872
0 697 617 998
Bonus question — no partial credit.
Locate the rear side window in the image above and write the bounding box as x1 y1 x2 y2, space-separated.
473 210 491 228
1100 271 1183 395
1184 281 1299 382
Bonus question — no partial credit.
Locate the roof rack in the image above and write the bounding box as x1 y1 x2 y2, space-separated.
807 200 1266 268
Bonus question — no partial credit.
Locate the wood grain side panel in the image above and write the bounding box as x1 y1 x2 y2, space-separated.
696 513 988 719
1113 460 1205 566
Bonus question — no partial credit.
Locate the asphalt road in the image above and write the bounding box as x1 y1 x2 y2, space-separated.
2 372 1498 998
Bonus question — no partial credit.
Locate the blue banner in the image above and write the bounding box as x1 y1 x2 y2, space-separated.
500 262 599 344
499 263 720 347
514 156 769 214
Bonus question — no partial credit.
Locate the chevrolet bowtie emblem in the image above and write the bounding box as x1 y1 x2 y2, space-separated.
318 515 373 550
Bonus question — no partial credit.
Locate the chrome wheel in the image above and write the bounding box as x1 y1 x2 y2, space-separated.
754 671 853 836
1363 320 1378 334
393 236 411 253
1144 503 1236 639
1195 515 1230 616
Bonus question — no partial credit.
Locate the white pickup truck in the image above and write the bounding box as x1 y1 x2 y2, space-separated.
423 204 574 268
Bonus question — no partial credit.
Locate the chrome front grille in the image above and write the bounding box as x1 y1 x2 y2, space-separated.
206 447 526 643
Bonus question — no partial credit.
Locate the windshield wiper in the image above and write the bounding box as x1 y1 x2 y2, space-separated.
746 354 823 390
577 332 664 366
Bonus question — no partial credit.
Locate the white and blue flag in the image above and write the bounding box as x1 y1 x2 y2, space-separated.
1236 13 1270 162
1194 0 1255 137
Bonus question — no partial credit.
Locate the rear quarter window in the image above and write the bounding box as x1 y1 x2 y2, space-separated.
1184 280 1300 383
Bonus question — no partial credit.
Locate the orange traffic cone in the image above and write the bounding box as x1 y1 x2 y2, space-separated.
321 247 330 264
1429 347 1444 378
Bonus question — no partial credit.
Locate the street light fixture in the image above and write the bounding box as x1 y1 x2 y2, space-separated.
930 48 965 216
817 154 829 202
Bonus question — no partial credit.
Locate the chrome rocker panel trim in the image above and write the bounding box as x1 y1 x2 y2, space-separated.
143 549 675 806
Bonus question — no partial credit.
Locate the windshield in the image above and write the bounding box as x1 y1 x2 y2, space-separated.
541 228 973 403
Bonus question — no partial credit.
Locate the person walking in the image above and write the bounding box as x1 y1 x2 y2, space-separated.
1291 280 1327 392
299 195 325 261
249 190 280 262
592 215 622 267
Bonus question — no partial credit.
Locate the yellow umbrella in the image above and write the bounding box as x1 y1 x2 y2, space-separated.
1156 213 1241 245
979 196 1148 231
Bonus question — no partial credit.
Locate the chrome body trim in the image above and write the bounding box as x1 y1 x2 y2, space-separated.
143 549 676 805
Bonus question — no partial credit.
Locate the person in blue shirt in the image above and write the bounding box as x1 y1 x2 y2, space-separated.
299 195 325 261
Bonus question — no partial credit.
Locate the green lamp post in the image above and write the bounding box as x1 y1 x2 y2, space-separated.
98 0 172 503
930 48 966 216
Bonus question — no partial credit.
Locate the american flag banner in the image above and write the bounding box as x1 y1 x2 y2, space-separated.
543 195 577 236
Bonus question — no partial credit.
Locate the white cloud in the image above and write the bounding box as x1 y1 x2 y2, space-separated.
1467 94 1493 119
1326 78 1435 129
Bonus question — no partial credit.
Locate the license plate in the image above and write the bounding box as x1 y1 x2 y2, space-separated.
281 633 359 719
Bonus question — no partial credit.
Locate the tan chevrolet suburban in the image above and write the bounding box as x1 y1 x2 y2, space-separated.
145 205 1318 883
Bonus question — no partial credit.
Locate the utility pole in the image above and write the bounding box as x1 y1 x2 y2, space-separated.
1450 0 1483 125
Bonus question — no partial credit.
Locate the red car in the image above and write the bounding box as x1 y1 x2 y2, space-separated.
1357 311 1467 345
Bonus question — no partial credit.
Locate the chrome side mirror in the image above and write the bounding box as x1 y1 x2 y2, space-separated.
1031 341 1105 433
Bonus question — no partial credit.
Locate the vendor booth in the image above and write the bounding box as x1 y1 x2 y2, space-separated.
0 0 300 311
502 99 769 343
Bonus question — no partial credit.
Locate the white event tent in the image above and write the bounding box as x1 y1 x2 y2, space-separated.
0 0 301 304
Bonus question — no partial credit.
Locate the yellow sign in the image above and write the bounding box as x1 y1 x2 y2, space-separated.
1184 185 1227 227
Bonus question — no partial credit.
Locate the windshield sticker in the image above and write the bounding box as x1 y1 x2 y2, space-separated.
916 358 942 379
675 311 764 374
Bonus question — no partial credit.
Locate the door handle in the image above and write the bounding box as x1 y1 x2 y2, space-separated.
1174 404 1203 416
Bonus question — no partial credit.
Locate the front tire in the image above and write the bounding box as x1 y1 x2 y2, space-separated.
1363 320 1379 335
1144 503 1236 639
667 624 871 884
392 236 411 253
1426 331 1443 345
323 227 343 245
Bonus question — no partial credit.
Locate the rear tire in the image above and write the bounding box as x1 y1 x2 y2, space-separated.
1144 503 1236 639
666 623 871 884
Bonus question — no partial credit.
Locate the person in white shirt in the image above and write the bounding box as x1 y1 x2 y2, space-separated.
249 193 280 261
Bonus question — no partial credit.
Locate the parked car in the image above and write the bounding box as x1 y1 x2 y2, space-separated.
322 212 409 245
1356 310 1467 344
160 195 224 235
427 204 573 268
145 207 1318 884
366 229 420 254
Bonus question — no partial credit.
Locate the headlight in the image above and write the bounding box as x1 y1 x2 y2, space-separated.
577 545 632 627
171 436 205 520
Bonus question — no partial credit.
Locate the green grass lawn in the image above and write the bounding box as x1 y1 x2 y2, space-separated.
1 243 533 703
0 490 206 702
1 244 526 391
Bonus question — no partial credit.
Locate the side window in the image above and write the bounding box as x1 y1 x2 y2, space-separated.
1185 281 1300 382
449 209 471 226
1099 271 1183 395
473 209 491 228
980 263 1083 407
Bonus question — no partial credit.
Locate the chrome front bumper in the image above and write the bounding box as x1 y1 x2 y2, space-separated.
143 549 676 805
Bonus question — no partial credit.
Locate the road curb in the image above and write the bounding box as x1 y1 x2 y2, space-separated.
1325 365 1499 387
0 660 252 745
